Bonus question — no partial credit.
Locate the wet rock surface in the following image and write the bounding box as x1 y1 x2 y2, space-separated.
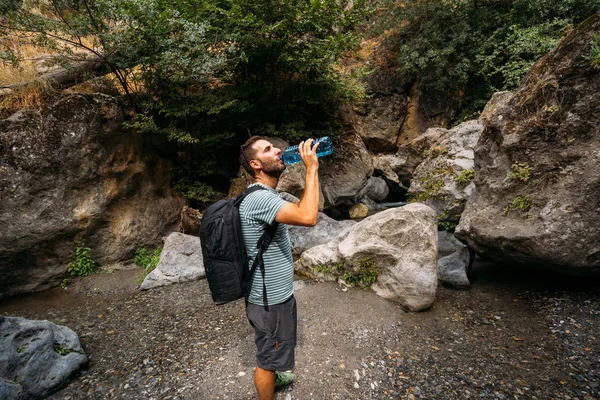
0 262 599 399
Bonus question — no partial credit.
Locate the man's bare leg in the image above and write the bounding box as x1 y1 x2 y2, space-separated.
255 366 275 400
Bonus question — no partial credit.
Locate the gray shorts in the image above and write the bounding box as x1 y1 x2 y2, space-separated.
246 295 297 371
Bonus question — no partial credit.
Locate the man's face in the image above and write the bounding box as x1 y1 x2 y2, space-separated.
251 139 286 178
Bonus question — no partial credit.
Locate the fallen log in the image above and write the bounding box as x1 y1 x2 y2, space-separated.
1 56 109 98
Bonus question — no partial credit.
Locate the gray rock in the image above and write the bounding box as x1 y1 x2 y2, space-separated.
407 120 483 225
297 203 438 311
140 232 205 290
393 127 449 185
438 247 471 289
319 132 374 207
0 378 22 400
372 153 406 184
357 176 389 203
456 15 600 274
0 93 185 296
0 316 88 399
478 91 513 126
288 213 355 255
438 231 467 258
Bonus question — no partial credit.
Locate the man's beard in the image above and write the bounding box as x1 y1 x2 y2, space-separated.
260 159 286 179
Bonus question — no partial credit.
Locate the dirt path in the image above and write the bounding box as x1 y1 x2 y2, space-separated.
1 261 599 400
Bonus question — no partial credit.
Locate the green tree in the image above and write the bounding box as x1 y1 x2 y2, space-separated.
373 0 600 120
1 0 368 194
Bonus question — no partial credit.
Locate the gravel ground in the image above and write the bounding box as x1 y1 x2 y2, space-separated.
1 260 599 400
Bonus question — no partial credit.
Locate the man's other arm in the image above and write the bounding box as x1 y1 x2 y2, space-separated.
275 140 320 227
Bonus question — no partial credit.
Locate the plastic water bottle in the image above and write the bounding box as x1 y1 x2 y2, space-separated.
281 136 333 165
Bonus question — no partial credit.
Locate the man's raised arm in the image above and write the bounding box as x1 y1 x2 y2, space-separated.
275 139 320 227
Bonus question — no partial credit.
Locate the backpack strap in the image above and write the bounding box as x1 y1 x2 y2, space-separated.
246 222 279 310
233 184 265 206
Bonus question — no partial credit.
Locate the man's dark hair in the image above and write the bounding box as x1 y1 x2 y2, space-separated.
239 136 266 177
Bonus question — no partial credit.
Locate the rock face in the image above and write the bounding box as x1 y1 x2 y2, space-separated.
353 94 407 152
408 120 483 227
296 203 439 311
288 213 355 256
456 14 600 274
319 132 374 207
0 316 88 399
0 93 185 296
375 126 450 187
140 232 205 290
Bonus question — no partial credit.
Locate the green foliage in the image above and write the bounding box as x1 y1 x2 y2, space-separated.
423 146 449 158
53 344 72 356
439 220 458 231
375 0 600 119
174 179 216 203
60 278 69 289
503 195 532 214
507 162 532 182
311 262 344 276
437 209 459 231
2 0 369 185
454 169 475 187
410 175 445 203
16 347 24 353
589 34 600 69
134 247 161 274
310 258 379 288
67 242 96 277
341 258 380 288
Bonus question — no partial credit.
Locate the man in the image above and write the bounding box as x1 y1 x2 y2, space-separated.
238 136 320 400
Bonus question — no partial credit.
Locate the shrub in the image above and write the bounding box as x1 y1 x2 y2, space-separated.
454 169 475 187
67 242 96 277
174 179 217 203
134 248 161 275
410 175 445 203
503 195 532 214
341 258 380 288
423 146 448 158
507 162 532 182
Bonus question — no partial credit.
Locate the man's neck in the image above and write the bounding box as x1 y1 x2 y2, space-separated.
254 173 279 189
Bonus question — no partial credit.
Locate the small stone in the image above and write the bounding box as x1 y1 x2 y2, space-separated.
354 382 359 389
237 372 246 377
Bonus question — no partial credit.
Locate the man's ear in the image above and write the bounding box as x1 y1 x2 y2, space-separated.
249 159 261 172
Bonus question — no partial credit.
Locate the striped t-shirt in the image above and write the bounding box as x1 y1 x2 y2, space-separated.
239 183 293 306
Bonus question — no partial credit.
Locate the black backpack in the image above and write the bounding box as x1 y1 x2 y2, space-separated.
200 185 278 306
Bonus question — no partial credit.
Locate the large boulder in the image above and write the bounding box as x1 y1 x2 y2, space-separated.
288 213 355 256
319 132 374 207
407 120 483 228
296 203 438 311
0 316 88 399
0 93 185 296
140 232 204 290
353 94 408 152
456 14 600 274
